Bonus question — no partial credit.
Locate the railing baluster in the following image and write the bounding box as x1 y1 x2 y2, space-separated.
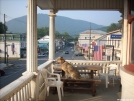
12 94 15 101
15 92 18 101
29 80 31 100
24 86 27 101
26 83 29 100
21 87 24 101
8 97 11 101
18 90 21 101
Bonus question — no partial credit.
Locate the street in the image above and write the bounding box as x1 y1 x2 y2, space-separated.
0 47 86 89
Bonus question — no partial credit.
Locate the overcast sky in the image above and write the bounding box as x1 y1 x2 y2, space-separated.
0 0 122 26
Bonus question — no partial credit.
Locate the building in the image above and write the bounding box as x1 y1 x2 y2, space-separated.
106 29 122 59
78 30 106 55
0 34 26 58
38 35 65 51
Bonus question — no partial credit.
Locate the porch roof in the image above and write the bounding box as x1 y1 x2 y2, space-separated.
37 0 124 11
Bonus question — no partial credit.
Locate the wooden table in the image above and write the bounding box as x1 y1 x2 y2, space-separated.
54 65 102 79
53 65 102 96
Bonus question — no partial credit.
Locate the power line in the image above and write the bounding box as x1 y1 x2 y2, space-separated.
0 12 27 24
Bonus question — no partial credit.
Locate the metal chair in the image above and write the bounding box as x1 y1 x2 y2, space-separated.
41 69 64 101
99 64 118 88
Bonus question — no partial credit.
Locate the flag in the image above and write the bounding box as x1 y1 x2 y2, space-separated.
94 45 103 60
82 44 86 49
85 44 89 51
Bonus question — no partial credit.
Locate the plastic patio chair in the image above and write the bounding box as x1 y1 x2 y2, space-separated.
99 64 118 88
41 69 64 101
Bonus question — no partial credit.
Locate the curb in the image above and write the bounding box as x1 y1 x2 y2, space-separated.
0 63 14 69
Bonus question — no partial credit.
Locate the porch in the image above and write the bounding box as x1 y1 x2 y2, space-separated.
45 78 120 101
1 0 134 100
0 60 121 101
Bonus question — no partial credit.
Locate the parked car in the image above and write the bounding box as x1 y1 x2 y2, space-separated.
43 51 49 56
65 51 69 54
0 69 5 76
75 52 84 56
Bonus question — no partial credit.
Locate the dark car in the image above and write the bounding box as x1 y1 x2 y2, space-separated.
43 51 49 56
65 51 69 54
75 52 84 56
0 69 5 76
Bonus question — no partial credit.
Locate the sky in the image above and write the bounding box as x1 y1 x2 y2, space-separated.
0 0 122 26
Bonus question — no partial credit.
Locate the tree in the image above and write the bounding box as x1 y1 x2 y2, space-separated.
73 34 79 41
107 23 119 32
55 31 62 38
37 27 49 38
61 32 73 41
0 22 8 34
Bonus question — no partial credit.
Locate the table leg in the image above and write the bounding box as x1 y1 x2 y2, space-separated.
90 70 93 79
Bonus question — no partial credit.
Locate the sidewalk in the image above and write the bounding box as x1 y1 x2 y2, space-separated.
0 63 14 70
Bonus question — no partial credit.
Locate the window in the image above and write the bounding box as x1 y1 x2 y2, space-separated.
131 21 134 63
2 36 5 41
129 0 134 64
130 0 134 16
11 35 14 40
118 40 120 48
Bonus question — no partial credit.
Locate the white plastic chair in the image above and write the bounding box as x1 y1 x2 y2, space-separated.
99 64 118 88
41 69 64 101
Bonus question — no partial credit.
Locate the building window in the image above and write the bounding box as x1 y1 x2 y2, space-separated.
130 0 134 16
108 37 109 45
2 36 5 41
118 40 120 48
11 35 14 40
131 21 134 63
115 40 116 48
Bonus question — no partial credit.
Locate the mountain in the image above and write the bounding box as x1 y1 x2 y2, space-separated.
6 14 106 35
96 26 108 32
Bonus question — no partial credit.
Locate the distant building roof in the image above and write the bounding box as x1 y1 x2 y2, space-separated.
106 29 122 35
38 35 49 41
80 30 107 34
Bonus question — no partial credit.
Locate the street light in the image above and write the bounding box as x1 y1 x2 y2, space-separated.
4 14 6 64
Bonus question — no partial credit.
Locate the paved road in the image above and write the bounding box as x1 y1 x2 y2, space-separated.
0 47 86 89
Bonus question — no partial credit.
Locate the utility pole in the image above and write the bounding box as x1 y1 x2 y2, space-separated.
89 23 91 59
4 14 6 64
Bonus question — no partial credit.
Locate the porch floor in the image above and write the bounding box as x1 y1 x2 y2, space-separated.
45 77 121 101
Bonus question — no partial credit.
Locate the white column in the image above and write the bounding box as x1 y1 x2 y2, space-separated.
49 12 56 60
122 0 128 66
127 24 131 64
26 0 39 100
27 0 37 72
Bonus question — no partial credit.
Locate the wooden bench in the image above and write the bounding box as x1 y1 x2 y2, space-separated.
61 78 101 96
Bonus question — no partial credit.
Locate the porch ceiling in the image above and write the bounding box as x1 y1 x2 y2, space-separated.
37 0 124 11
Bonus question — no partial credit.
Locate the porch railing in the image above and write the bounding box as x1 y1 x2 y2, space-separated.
0 60 122 101
67 60 122 76
0 60 54 101
0 72 35 101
